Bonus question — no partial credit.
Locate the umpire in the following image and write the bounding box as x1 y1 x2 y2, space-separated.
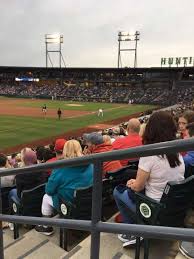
57 108 62 120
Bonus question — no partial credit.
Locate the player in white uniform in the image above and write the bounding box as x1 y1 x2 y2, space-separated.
98 108 103 117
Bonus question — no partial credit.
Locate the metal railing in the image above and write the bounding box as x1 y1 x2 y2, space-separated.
0 138 194 259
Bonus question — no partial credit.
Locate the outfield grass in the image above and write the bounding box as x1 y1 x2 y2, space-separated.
0 100 155 150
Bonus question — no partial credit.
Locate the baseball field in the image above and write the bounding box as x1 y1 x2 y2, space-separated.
0 97 155 153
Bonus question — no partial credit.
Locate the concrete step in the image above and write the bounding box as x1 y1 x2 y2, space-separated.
4 228 67 259
3 224 29 249
175 252 187 259
23 240 66 259
66 232 179 259
3 230 14 249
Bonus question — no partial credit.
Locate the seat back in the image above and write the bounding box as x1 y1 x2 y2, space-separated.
60 180 112 220
20 183 46 216
127 160 139 170
102 179 113 206
105 166 137 189
1 186 15 213
185 164 194 178
70 185 93 220
159 176 194 227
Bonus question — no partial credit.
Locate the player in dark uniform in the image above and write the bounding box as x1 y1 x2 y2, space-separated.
57 108 62 120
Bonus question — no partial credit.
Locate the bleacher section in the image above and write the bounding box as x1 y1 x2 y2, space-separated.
0 66 194 105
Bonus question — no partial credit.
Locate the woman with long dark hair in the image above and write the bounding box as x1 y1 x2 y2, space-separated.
114 111 185 247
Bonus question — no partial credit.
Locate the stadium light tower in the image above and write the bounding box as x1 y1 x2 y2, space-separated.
117 31 140 68
45 33 66 68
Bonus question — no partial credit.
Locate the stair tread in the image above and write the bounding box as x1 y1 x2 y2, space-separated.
4 234 45 258
24 240 67 259
4 228 67 259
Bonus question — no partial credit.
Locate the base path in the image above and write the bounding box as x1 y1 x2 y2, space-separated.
0 98 91 118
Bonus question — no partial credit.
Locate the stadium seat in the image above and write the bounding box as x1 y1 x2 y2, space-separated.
105 166 137 190
9 183 46 239
185 164 194 178
119 176 194 259
127 159 139 170
1 186 16 214
59 179 112 250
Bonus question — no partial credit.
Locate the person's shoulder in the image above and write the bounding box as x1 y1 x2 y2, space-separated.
112 137 124 147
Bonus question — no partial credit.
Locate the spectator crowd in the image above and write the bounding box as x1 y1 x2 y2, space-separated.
0 80 193 105
0 100 194 250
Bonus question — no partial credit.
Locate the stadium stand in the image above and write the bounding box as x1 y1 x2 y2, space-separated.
0 66 194 105
1 66 194 258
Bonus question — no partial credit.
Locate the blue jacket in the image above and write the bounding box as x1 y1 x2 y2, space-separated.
184 151 194 170
46 164 93 209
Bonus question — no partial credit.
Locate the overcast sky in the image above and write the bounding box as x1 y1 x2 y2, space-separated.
0 0 193 68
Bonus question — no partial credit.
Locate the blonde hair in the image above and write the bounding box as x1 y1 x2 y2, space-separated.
63 140 83 159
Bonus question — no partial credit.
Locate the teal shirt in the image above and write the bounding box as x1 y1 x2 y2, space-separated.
45 164 93 209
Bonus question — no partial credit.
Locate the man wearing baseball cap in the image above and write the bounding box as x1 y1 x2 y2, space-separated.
54 139 66 154
83 132 122 177
46 138 66 175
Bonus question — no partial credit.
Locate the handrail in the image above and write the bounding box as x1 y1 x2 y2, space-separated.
0 138 194 177
0 137 194 259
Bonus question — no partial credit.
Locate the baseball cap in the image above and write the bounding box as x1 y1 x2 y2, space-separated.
83 132 104 145
54 139 66 152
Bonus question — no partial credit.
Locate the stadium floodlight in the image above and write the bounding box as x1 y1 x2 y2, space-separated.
45 34 63 44
117 30 140 68
45 33 66 68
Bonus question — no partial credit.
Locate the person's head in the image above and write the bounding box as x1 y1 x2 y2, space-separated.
186 122 194 138
36 146 46 162
11 153 17 159
0 153 8 168
143 111 177 144
178 110 194 133
101 129 109 135
143 111 180 168
83 132 104 149
112 127 121 137
108 128 113 136
49 143 55 152
119 126 127 136
42 148 55 162
127 118 141 134
21 148 37 166
54 139 66 155
63 140 83 159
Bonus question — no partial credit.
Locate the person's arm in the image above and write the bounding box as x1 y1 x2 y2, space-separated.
16 174 25 198
126 168 150 192
45 170 60 195
126 156 153 192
